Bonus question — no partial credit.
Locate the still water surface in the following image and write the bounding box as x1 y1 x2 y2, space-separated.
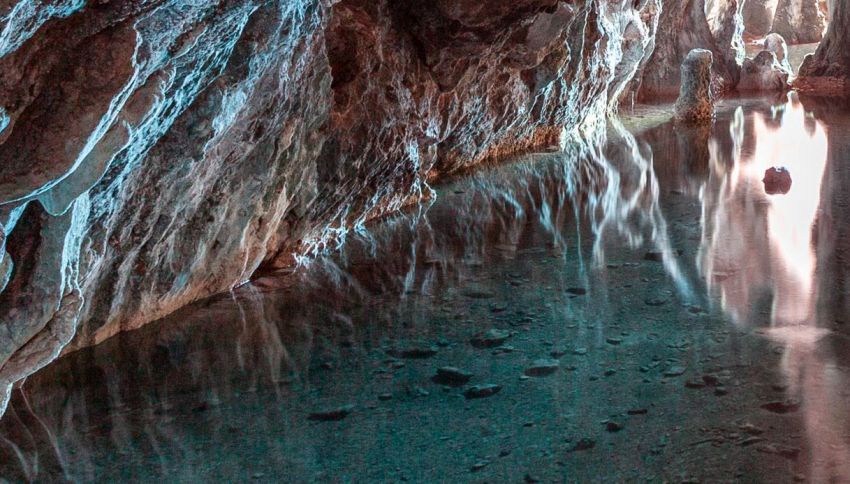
2 93 850 482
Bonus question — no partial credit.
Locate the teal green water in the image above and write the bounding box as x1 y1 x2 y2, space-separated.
2 93 850 482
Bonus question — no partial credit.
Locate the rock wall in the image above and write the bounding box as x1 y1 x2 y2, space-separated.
743 0 779 37
772 0 827 44
796 0 850 94
0 0 661 413
636 0 744 100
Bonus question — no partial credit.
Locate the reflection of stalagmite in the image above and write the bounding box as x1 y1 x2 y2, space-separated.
699 93 850 481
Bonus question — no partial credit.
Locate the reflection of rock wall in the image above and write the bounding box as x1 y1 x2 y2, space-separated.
0 1 662 414
0 123 679 480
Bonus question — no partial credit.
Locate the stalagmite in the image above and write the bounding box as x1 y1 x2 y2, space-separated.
675 49 716 122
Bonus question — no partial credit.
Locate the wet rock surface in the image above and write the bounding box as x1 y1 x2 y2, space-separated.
675 49 716 122
1 96 849 481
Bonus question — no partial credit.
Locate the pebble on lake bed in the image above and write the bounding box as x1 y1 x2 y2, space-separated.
308 404 356 422
433 367 473 386
464 384 503 399
524 358 560 377
470 328 511 348
385 341 439 359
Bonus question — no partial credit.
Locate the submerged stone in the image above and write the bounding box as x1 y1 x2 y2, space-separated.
524 358 560 377
570 438 596 452
386 342 439 359
663 366 687 377
433 367 474 386
470 329 511 349
308 404 356 422
760 400 801 414
464 384 503 400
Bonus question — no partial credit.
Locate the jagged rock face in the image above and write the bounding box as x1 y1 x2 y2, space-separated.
637 0 743 99
737 51 791 91
675 49 715 122
0 0 661 412
772 0 827 44
796 0 850 94
743 0 779 37
764 33 794 73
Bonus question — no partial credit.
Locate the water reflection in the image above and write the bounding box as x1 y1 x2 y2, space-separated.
2 94 850 481
700 95 828 329
692 93 848 482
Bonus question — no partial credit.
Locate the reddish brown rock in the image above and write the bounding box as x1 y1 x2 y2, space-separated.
763 167 793 194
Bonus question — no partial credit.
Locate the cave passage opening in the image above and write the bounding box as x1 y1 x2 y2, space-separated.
740 0 831 74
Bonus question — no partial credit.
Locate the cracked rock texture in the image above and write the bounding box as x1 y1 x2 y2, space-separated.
796 0 850 94
772 0 827 44
675 49 715 122
636 0 744 100
0 0 662 413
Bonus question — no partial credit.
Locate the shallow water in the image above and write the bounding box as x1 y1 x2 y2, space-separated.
3 93 850 482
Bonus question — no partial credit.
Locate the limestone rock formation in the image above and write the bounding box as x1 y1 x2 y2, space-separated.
796 0 850 94
772 0 827 44
743 0 779 37
737 51 791 91
637 0 744 100
764 33 794 74
675 49 716 122
0 0 662 413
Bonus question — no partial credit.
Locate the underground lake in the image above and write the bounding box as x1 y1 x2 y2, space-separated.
2 93 850 482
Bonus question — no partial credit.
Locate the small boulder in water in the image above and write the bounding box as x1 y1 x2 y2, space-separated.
763 167 792 195
385 341 439 359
